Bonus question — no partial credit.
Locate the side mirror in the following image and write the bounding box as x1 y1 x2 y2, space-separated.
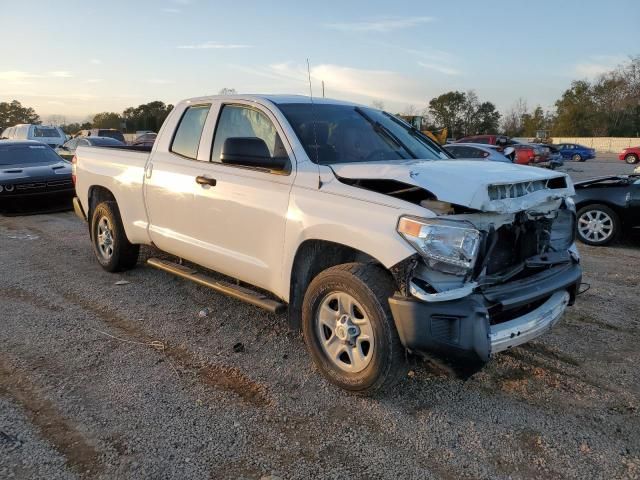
503 146 515 156
220 137 288 171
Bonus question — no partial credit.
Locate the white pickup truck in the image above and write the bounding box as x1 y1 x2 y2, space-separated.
73 94 582 394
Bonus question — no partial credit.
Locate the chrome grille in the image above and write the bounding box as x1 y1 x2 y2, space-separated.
488 180 548 200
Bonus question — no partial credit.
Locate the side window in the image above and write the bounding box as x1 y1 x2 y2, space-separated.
211 104 287 164
170 104 211 159
474 137 489 144
467 147 486 158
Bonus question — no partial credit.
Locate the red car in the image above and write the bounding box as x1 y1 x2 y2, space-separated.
456 134 550 165
619 146 639 164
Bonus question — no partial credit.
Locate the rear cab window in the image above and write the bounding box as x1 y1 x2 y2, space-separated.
32 126 61 138
170 104 211 159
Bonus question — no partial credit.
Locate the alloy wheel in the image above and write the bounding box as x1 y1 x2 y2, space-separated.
578 209 614 243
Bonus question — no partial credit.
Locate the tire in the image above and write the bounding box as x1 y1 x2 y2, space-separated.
625 154 639 164
302 263 406 395
572 154 584 162
576 204 620 246
90 201 139 272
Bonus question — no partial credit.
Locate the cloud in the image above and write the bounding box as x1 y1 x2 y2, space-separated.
48 71 73 78
418 61 461 76
238 62 426 105
0 70 73 85
325 16 434 33
574 55 627 78
177 41 252 49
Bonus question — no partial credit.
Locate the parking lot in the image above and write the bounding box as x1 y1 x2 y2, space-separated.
1 155 638 479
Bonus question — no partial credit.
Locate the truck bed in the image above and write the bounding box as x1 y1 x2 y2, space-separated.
74 145 152 245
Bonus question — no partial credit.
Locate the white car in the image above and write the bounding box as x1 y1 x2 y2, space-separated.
1 124 66 148
73 94 582 394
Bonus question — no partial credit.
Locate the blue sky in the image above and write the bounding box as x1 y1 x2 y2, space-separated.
1 0 638 122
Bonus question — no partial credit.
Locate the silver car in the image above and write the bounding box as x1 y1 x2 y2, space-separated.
445 143 512 163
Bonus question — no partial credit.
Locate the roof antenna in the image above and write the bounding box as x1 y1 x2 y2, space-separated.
307 58 322 189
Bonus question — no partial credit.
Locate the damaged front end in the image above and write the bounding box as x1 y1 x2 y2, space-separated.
388 193 582 362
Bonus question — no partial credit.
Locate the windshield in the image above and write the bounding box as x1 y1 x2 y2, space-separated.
278 103 450 164
0 144 61 165
33 126 61 138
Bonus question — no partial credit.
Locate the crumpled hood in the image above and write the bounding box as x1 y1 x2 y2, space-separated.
0 161 71 182
330 159 574 213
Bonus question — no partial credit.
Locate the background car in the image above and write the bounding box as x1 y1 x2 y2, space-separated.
455 134 552 166
618 146 639 164
444 143 511 162
555 143 596 162
130 132 157 147
75 128 126 143
0 124 66 148
56 136 124 161
573 174 640 245
0 141 73 204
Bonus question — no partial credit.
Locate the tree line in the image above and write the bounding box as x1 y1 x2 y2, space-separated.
2 58 638 138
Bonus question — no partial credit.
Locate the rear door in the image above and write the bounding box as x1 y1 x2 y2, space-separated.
144 100 295 293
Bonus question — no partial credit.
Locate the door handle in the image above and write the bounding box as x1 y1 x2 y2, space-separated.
195 175 217 187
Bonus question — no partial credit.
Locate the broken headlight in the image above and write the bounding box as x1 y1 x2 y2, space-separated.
397 216 481 275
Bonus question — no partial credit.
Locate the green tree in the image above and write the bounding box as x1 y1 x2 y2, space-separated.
474 102 501 134
122 101 173 133
428 91 466 138
0 100 41 130
553 80 595 136
92 112 122 129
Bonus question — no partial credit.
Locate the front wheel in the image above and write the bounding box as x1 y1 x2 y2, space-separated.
572 154 584 162
625 154 639 164
577 204 620 246
302 263 406 395
90 201 139 272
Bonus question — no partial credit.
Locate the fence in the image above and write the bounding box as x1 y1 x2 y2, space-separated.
514 137 640 153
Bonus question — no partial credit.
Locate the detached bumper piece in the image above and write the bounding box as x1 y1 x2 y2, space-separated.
388 262 581 362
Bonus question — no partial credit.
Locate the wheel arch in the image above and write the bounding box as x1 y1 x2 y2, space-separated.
287 239 397 330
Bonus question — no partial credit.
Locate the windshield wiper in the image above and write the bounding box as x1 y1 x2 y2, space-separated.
354 107 416 159
382 112 449 157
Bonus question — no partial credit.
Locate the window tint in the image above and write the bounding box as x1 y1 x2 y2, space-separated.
33 126 61 138
171 104 211 159
279 103 448 164
212 105 287 163
0 144 60 165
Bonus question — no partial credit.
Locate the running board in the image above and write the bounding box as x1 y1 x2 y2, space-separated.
146 258 286 314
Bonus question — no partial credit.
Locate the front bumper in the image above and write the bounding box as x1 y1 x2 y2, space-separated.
388 262 582 361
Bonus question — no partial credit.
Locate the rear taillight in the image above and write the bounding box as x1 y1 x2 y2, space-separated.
71 155 77 185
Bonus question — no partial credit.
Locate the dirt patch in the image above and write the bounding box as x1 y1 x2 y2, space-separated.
60 290 272 408
1 286 63 312
0 354 103 476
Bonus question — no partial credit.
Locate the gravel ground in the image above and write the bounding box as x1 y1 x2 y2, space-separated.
1 154 638 479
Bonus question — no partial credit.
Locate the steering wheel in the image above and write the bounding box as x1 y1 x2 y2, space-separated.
364 149 388 161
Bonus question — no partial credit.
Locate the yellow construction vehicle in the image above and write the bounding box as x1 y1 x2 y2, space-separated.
398 115 448 145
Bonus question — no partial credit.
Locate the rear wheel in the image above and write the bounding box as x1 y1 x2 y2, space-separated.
90 201 139 272
302 263 406 395
625 153 639 164
577 204 620 246
572 154 584 162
